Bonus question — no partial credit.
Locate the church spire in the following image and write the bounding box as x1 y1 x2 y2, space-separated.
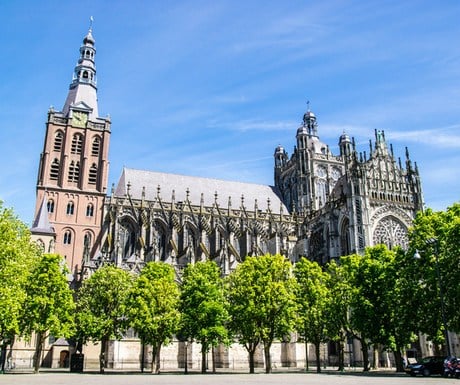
62 18 99 120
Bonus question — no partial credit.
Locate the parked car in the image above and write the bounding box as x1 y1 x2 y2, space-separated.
405 356 445 376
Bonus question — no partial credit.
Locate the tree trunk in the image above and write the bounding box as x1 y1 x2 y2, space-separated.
361 339 370 372
337 339 345 371
100 337 108 374
140 340 145 373
151 343 162 374
314 342 321 373
263 343 272 374
211 346 216 373
394 348 404 372
201 342 207 373
246 345 257 374
0 342 7 372
372 344 379 369
33 333 44 373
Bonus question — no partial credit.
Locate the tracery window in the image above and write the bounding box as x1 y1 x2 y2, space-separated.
88 164 97 184
91 136 101 156
54 131 63 152
50 159 60 180
68 161 80 183
373 216 408 250
71 134 83 154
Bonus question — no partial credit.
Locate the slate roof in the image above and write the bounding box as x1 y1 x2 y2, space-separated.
114 167 288 212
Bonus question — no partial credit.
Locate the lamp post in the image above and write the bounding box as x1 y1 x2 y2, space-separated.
414 237 451 357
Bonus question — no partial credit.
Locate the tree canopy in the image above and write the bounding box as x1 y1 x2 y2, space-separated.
128 262 180 373
21 253 76 373
76 265 133 373
179 261 229 373
226 254 297 373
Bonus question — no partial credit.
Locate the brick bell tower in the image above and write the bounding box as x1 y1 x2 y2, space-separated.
33 23 110 280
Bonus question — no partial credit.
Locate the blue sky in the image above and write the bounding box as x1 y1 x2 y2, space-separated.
0 0 459 224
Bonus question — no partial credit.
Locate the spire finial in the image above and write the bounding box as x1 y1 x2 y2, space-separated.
306 100 310 112
89 16 94 31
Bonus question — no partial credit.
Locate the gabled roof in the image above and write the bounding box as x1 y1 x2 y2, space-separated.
114 167 288 212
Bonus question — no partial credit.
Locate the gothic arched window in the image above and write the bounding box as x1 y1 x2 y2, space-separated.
71 134 83 154
373 216 408 250
88 164 98 185
47 199 55 213
91 136 101 156
54 131 63 152
86 203 94 217
63 231 72 245
68 161 80 183
50 159 60 180
66 201 75 215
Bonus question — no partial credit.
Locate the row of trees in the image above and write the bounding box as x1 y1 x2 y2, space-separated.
1 202 459 374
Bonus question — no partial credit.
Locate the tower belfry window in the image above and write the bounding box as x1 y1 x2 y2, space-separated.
68 161 80 183
86 203 94 217
91 137 100 156
50 159 60 180
71 134 83 154
88 164 98 184
54 131 63 152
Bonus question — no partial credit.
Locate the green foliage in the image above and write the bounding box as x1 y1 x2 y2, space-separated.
179 261 229 354
226 254 297 373
21 253 75 338
21 253 76 372
76 265 133 342
0 203 38 344
294 258 331 371
409 203 460 338
128 262 180 372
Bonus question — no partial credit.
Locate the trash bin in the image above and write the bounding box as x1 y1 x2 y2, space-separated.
70 353 84 372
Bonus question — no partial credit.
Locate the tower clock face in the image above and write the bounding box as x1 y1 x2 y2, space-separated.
72 111 88 127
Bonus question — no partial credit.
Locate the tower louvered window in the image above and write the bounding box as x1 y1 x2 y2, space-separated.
88 164 98 184
68 161 80 182
50 159 60 180
54 131 63 152
91 136 100 156
71 134 83 154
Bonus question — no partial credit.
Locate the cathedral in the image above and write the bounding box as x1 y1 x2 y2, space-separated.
28 26 426 369
32 26 423 281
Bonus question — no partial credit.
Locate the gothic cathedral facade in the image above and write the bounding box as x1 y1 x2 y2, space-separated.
33 27 423 284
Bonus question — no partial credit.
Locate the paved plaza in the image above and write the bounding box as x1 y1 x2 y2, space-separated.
0 371 450 385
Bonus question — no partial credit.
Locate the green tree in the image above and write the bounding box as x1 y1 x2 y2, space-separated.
128 262 180 373
409 203 460 349
227 254 297 373
0 203 38 372
294 258 331 373
76 265 133 373
340 246 394 371
326 260 354 371
179 261 229 373
21 253 75 373
339 245 418 372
